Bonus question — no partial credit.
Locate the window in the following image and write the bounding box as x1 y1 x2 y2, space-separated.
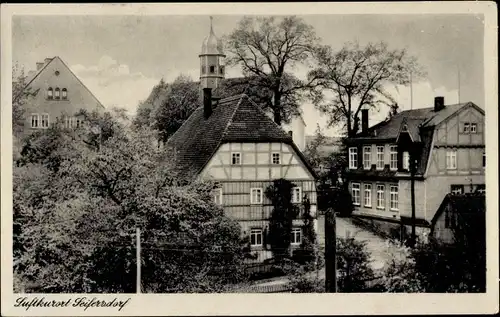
376 146 384 169
62 88 67 100
403 151 410 171
250 188 263 204
231 152 241 165
250 229 263 247
352 183 360 205
220 65 225 75
31 114 39 128
470 123 477 133
451 185 464 195
364 184 372 207
54 87 60 100
76 117 81 128
390 185 398 211
47 87 53 99
291 228 302 245
390 145 398 170
292 187 302 203
483 152 486 168
209 65 215 73
272 152 281 165
213 188 223 205
376 185 385 209
363 146 371 169
446 150 457 170
476 184 486 194
288 131 293 137
463 122 470 133
349 147 358 169
41 113 49 128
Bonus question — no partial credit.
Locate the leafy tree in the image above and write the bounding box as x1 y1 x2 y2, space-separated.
226 16 320 125
13 111 248 293
12 62 30 137
265 179 299 261
149 75 199 144
309 41 425 137
336 237 376 292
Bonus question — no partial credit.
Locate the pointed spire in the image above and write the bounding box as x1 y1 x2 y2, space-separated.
209 16 214 35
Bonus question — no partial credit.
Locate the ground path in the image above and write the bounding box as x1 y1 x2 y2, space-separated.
237 217 398 291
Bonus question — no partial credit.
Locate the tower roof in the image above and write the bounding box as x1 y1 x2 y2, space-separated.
201 16 224 55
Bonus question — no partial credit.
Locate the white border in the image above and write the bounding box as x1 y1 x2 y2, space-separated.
1 2 498 316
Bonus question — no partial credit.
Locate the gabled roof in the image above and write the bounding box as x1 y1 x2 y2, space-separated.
430 193 486 232
350 103 476 142
166 93 317 179
14 56 105 109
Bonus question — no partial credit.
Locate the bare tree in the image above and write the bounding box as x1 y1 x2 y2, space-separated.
225 16 320 125
308 41 425 137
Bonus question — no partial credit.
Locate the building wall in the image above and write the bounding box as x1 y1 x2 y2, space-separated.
425 105 485 220
200 141 317 263
398 180 426 219
349 180 400 221
425 174 484 222
281 117 306 151
201 142 314 181
431 205 455 244
22 57 104 132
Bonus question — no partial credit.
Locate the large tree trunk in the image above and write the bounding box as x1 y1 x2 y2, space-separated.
273 90 282 126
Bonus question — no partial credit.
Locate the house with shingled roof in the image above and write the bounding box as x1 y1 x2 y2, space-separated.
14 56 105 135
166 18 318 263
345 96 485 240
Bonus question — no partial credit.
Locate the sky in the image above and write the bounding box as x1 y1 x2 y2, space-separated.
12 14 485 136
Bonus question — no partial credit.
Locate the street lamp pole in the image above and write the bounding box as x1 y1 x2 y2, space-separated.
410 152 417 248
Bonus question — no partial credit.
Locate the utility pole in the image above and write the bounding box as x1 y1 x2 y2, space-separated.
136 227 141 294
325 206 337 292
410 153 417 248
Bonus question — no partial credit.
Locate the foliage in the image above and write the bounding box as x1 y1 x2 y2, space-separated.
309 41 425 137
336 237 376 292
12 62 30 136
265 179 299 261
132 75 199 144
225 16 320 125
13 110 248 293
286 260 324 293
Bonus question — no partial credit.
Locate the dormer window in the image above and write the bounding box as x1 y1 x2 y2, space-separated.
54 88 60 100
62 88 67 100
402 124 408 132
47 87 53 99
209 66 215 73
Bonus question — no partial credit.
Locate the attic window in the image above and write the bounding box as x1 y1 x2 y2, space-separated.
55 70 60 76
47 87 53 99
54 88 60 100
402 124 408 132
62 88 67 99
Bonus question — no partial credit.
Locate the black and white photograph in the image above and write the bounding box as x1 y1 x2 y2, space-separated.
1 2 498 316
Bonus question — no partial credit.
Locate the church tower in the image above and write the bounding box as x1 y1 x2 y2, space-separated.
199 16 225 92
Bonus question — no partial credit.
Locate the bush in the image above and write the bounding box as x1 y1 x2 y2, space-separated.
336 237 375 292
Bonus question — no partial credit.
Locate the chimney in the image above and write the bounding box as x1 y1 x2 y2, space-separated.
361 108 369 134
36 62 44 71
44 57 52 64
203 88 212 119
434 96 445 112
